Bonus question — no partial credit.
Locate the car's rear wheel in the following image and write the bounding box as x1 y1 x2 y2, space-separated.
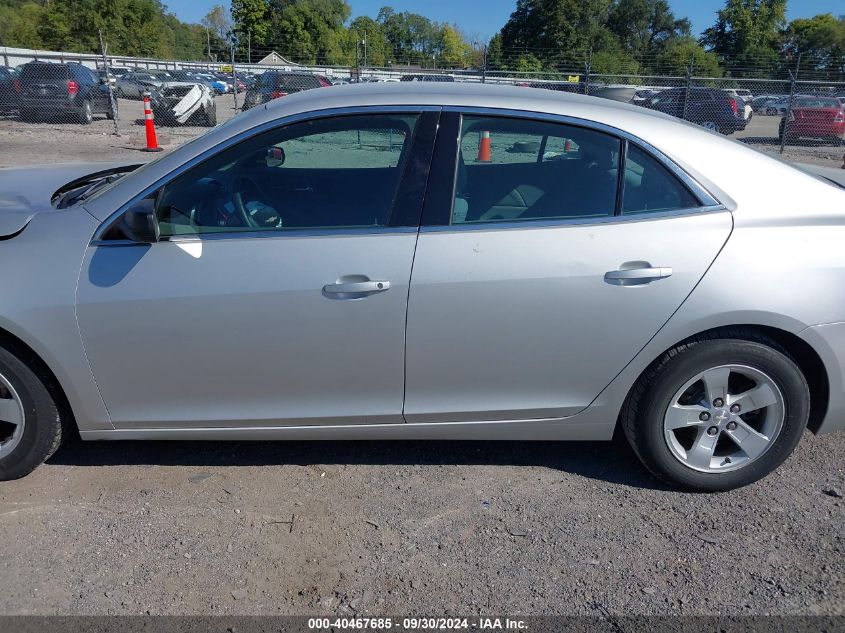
79 99 93 125
203 103 217 127
0 347 64 481
623 333 809 492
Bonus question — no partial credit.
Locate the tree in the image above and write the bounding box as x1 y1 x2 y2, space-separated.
439 25 470 68
607 0 690 60
347 16 390 66
231 0 270 53
498 0 616 70
700 0 787 74
655 36 723 76
783 14 845 79
202 4 232 42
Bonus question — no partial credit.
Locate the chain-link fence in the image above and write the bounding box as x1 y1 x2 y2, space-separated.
1 45 843 167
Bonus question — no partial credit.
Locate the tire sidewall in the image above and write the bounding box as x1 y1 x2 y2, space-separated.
80 99 92 124
0 348 61 480
634 340 809 492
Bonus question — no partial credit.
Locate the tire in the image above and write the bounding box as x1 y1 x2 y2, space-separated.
622 332 810 492
203 103 217 127
0 347 64 481
79 99 93 125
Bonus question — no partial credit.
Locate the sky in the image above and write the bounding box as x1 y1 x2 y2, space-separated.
165 0 844 40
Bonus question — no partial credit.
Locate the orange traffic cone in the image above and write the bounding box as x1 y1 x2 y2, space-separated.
476 130 491 162
142 92 163 153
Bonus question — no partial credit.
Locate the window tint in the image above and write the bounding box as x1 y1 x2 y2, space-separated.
622 145 699 214
156 114 419 237
452 116 620 225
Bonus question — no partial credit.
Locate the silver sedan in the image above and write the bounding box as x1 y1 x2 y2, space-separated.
0 83 844 491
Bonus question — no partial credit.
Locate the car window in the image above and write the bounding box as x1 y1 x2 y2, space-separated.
622 145 699 215
156 114 419 237
452 116 620 225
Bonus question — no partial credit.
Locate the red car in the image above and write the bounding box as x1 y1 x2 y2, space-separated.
780 96 845 144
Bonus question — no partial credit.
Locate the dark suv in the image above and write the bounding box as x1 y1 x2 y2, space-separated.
17 61 115 124
0 66 18 113
643 87 747 135
241 72 326 111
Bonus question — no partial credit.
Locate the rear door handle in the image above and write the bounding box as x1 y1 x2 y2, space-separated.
322 280 390 296
604 267 672 285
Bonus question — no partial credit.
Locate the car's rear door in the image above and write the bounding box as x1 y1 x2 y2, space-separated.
403 111 732 423
77 109 438 429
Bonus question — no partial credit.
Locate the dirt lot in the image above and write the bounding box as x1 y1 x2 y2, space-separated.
0 435 843 616
0 94 843 618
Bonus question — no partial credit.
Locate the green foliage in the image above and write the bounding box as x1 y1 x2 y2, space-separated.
0 0 212 60
700 0 786 74
783 14 845 78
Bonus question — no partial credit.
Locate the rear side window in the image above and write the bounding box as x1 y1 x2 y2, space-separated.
20 63 68 82
452 115 620 224
622 145 699 214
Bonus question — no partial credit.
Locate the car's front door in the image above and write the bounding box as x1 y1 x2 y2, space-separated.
403 112 733 423
76 110 437 429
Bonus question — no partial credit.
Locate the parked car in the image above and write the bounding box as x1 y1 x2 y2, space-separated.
150 82 216 127
779 95 845 145
116 71 164 99
16 61 114 124
723 88 753 104
631 88 660 105
644 87 747 134
764 96 795 116
191 73 227 95
241 71 325 110
400 74 455 82
592 86 638 103
1 83 845 491
751 94 781 113
0 65 18 113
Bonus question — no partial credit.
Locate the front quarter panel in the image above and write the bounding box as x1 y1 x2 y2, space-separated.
0 208 112 431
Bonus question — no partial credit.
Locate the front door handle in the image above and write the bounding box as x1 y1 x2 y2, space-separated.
604 266 672 286
322 279 390 298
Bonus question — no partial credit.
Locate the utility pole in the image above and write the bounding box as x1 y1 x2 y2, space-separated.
482 44 487 84
98 29 119 136
206 27 212 62
247 30 251 65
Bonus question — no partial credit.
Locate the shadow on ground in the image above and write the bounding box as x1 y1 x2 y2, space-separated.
47 435 667 491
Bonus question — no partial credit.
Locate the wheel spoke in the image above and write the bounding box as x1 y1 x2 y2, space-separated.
665 404 708 430
729 383 778 414
0 396 22 426
701 366 731 405
725 419 771 460
686 428 719 470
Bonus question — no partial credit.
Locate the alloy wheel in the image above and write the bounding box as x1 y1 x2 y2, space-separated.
0 372 25 459
663 364 785 473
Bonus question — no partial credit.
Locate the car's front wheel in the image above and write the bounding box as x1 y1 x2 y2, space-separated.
623 332 810 492
0 347 65 480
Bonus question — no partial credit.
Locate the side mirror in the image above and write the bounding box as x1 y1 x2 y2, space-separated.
121 198 159 243
265 146 285 167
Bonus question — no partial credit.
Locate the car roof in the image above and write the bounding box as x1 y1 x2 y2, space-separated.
86 81 844 225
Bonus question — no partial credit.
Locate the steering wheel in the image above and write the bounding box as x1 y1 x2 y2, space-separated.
231 174 281 229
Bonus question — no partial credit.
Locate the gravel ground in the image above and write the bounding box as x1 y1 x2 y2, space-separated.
0 434 843 616
0 94 843 618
